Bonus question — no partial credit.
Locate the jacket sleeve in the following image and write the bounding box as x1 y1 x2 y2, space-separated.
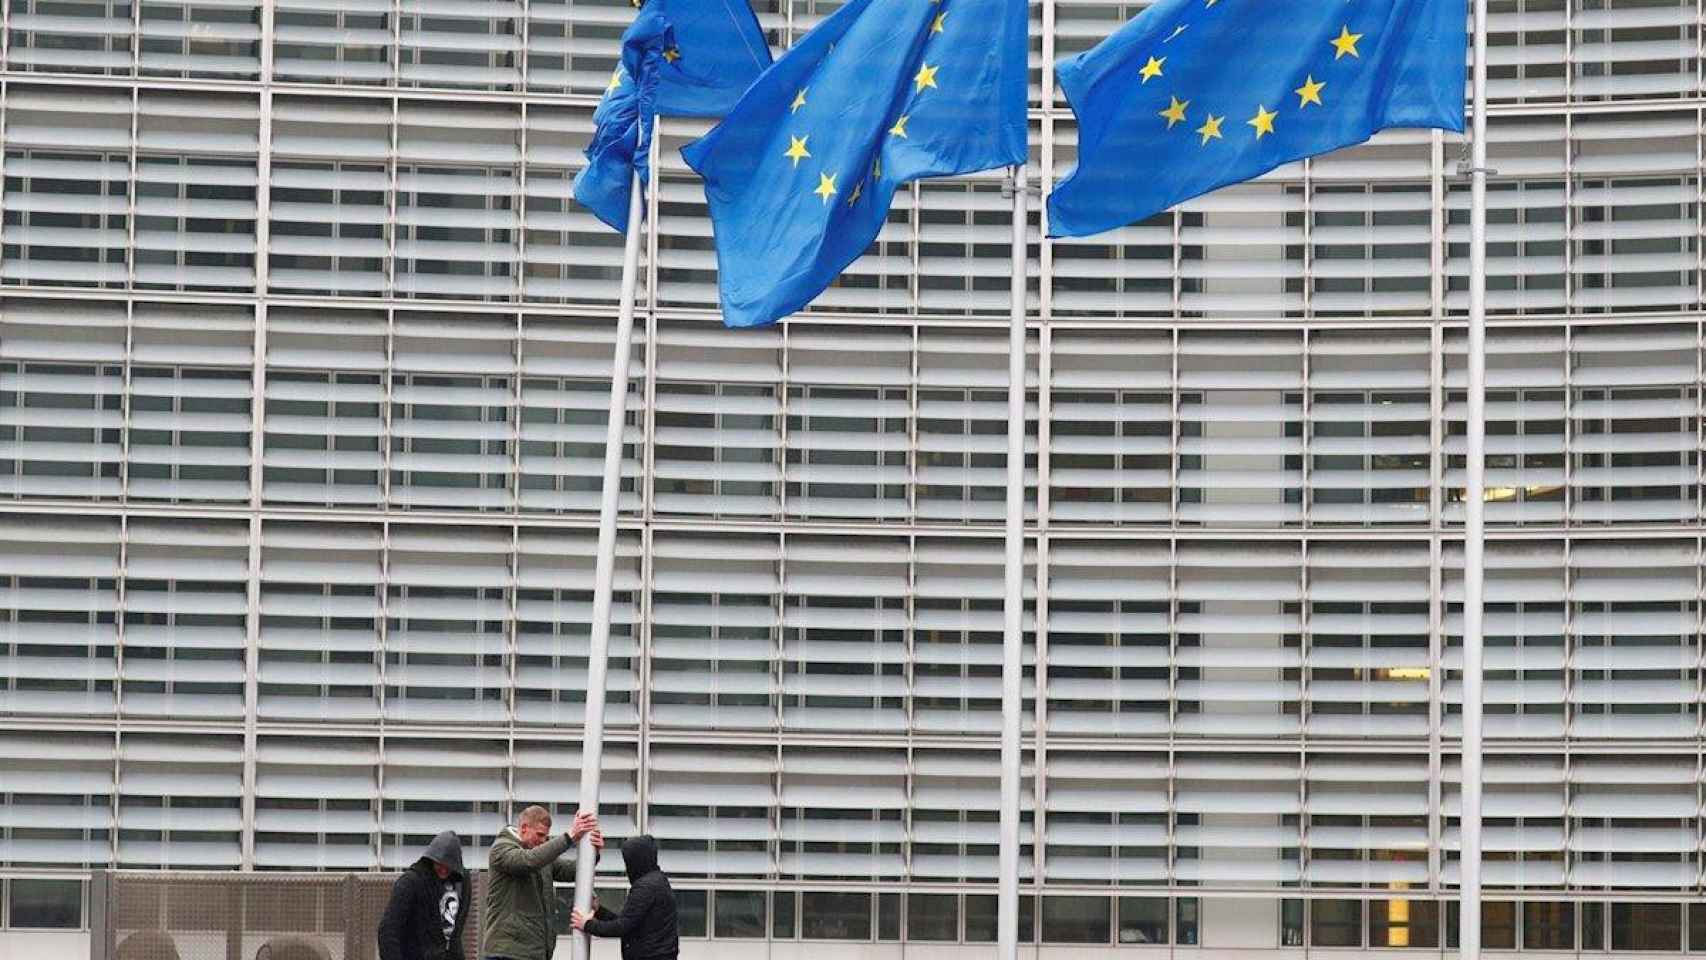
582 881 653 940
489 833 572 877
376 874 413 960
550 855 580 883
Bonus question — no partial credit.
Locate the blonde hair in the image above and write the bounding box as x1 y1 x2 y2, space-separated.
518 805 552 829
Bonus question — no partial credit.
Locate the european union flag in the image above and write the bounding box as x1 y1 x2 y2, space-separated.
573 0 771 233
681 0 1028 328
1048 0 1466 239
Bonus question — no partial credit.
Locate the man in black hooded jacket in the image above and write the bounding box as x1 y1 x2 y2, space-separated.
570 835 677 960
378 830 470 960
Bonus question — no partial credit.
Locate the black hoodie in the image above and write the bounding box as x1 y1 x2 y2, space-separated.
377 830 469 960
583 836 678 960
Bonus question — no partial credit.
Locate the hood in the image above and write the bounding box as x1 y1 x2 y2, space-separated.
418 829 465 877
621 834 659 883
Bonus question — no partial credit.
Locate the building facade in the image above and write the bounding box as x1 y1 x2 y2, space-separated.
0 0 1704 957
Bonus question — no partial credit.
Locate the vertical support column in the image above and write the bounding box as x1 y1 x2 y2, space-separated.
1427 128 1446 895
1460 0 1491 956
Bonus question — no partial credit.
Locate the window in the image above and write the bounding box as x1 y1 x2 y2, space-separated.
1613 903 1682 952
7 878 83 929
906 893 958 941
1175 898 1200 947
1584 902 1606 952
1446 900 1516 950
965 894 1035 943
1120 897 1168 944
801 892 870 940
1282 899 1306 947
1041 895 1109 945
1525 902 1574 951
675 890 707 938
1372 899 1439 948
712 890 764 939
771 892 797 940
1311 899 1363 948
877 892 900 941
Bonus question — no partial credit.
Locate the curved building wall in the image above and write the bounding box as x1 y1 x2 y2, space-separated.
0 0 1702 953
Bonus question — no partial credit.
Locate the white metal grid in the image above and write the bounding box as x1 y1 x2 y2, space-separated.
0 0 1701 910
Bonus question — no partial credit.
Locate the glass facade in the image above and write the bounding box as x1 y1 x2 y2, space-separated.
0 0 1703 948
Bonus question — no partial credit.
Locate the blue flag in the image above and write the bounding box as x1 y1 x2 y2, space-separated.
681 0 1028 328
1048 0 1466 239
573 0 771 233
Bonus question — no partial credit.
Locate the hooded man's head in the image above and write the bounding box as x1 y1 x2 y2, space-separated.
420 830 466 880
620 834 660 883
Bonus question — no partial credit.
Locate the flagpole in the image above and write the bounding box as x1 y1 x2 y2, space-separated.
999 161 1028 960
572 119 646 960
1461 0 1489 955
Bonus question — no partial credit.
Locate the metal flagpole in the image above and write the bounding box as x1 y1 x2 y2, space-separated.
572 119 647 960
998 161 1028 960
1460 0 1489 956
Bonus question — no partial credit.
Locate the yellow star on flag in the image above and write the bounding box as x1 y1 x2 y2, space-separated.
1158 95 1189 129
1139 56 1165 83
1295 75 1326 108
663 46 680 63
784 134 811 167
1331 25 1363 59
931 11 947 33
1196 114 1224 145
791 87 808 113
1247 104 1277 138
814 172 839 203
847 181 863 206
889 114 910 138
872 156 883 179
914 63 939 92
606 67 622 91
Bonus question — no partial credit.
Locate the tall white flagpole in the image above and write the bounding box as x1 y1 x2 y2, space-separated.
572 120 646 960
1461 0 1489 956
998 161 1028 960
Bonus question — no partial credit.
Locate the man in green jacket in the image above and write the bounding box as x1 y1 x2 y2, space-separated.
481 806 602 960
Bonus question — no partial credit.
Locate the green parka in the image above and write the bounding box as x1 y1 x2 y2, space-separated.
479 826 578 960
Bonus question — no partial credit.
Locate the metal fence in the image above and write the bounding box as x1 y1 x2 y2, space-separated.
90 871 486 960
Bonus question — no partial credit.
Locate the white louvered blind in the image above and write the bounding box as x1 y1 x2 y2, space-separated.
782 535 908 733
911 749 1033 882
122 517 250 718
779 747 907 879
0 514 120 717
380 737 507 869
651 533 779 730
273 0 394 85
515 528 641 727
512 740 636 876
0 730 116 867
116 733 244 868
134 91 259 291
137 0 261 79
648 744 777 878
253 736 378 870
6 0 136 75
0 301 127 499
258 521 383 722
383 525 511 723
1045 751 1170 883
